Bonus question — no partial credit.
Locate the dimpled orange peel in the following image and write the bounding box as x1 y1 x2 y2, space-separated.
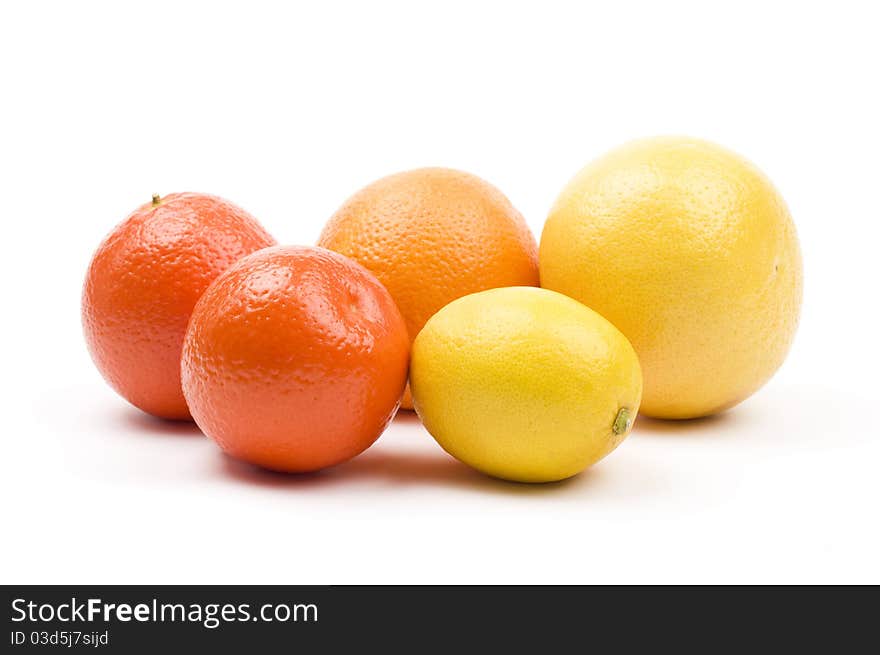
318 167 539 409
82 193 276 419
181 246 410 473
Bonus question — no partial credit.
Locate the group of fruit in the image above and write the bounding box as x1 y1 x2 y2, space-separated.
82 137 802 483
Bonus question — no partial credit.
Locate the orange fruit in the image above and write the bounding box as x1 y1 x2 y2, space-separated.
181 245 409 473
82 192 276 420
318 167 539 408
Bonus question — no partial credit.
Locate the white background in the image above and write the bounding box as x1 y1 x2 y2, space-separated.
1 1 877 584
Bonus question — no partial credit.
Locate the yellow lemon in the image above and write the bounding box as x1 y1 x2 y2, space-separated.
540 137 803 419
410 287 642 483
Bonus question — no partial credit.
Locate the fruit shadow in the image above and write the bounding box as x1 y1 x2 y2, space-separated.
632 410 741 437
111 404 602 495
391 407 421 423
219 447 600 497
118 408 204 438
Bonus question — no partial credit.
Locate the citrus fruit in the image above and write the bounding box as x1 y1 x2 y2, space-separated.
318 167 539 409
181 245 409 473
82 192 276 420
410 287 642 483
539 137 803 419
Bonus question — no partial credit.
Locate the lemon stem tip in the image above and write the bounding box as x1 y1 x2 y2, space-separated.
613 407 633 435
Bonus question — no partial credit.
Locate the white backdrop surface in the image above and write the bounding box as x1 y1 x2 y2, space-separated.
1 1 877 583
